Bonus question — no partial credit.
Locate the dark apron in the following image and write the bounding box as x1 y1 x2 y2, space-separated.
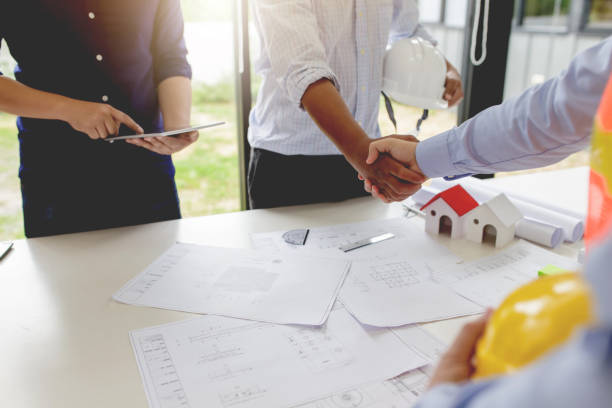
18 122 180 237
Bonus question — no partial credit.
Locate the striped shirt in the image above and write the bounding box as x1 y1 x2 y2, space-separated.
249 0 436 156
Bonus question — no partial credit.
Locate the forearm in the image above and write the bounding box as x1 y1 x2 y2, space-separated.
0 76 72 121
158 76 192 130
415 39 612 179
415 82 593 178
301 79 369 157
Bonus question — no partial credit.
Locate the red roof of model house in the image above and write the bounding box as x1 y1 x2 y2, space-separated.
420 185 479 216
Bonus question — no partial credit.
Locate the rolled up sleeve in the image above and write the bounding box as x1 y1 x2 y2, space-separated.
253 0 339 108
152 0 192 86
390 0 438 46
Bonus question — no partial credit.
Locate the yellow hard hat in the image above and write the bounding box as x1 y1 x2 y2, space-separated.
474 273 594 379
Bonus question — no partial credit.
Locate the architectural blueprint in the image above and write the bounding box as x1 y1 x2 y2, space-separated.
130 308 431 408
114 243 350 325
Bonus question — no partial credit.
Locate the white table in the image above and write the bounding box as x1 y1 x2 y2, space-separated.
0 168 588 408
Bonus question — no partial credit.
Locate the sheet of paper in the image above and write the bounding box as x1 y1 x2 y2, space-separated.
114 243 350 325
301 326 448 408
430 240 581 308
340 249 483 327
391 324 448 363
251 217 424 261
129 308 428 408
297 367 432 408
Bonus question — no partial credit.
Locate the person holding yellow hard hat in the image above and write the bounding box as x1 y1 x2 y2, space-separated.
361 38 612 407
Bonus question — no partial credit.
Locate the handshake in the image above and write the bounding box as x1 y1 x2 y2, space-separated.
353 135 426 203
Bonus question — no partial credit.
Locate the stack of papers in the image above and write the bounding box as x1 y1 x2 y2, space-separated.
117 215 582 408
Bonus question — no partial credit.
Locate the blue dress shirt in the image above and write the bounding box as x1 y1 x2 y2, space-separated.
416 37 612 179
0 0 192 236
414 37 612 408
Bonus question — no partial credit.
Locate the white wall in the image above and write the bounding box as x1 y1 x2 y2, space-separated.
423 24 608 101
503 32 606 99
445 0 468 27
418 0 442 23
423 1 608 100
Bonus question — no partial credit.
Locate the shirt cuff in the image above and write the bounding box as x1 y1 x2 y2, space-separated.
416 130 457 178
286 65 340 109
155 59 193 86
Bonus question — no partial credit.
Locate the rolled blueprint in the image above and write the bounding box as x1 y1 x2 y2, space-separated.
410 186 437 207
407 183 567 248
430 179 584 243
459 178 586 221
516 217 564 248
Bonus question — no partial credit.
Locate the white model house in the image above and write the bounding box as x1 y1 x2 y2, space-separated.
420 185 523 249
464 193 523 248
420 185 479 239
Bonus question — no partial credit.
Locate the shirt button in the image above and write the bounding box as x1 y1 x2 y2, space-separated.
88 12 95 19
361 85 366 92
102 95 109 102
360 49 366 55
96 54 103 62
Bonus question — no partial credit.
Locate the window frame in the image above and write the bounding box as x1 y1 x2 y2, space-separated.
513 0 573 34
581 0 612 34
233 0 252 210
513 0 612 34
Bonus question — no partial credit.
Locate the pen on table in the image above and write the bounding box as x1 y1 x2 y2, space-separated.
339 232 395 252
0 242 14 261
404 205 425 218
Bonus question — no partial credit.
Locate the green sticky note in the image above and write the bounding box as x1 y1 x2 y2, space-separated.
538 264 569 277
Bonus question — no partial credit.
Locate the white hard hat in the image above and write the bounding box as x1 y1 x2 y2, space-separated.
383 37 448 110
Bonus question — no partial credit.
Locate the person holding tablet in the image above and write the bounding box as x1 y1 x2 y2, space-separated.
0 0 196 237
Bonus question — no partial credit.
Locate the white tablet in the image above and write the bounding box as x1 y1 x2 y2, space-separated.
105 122 225 142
